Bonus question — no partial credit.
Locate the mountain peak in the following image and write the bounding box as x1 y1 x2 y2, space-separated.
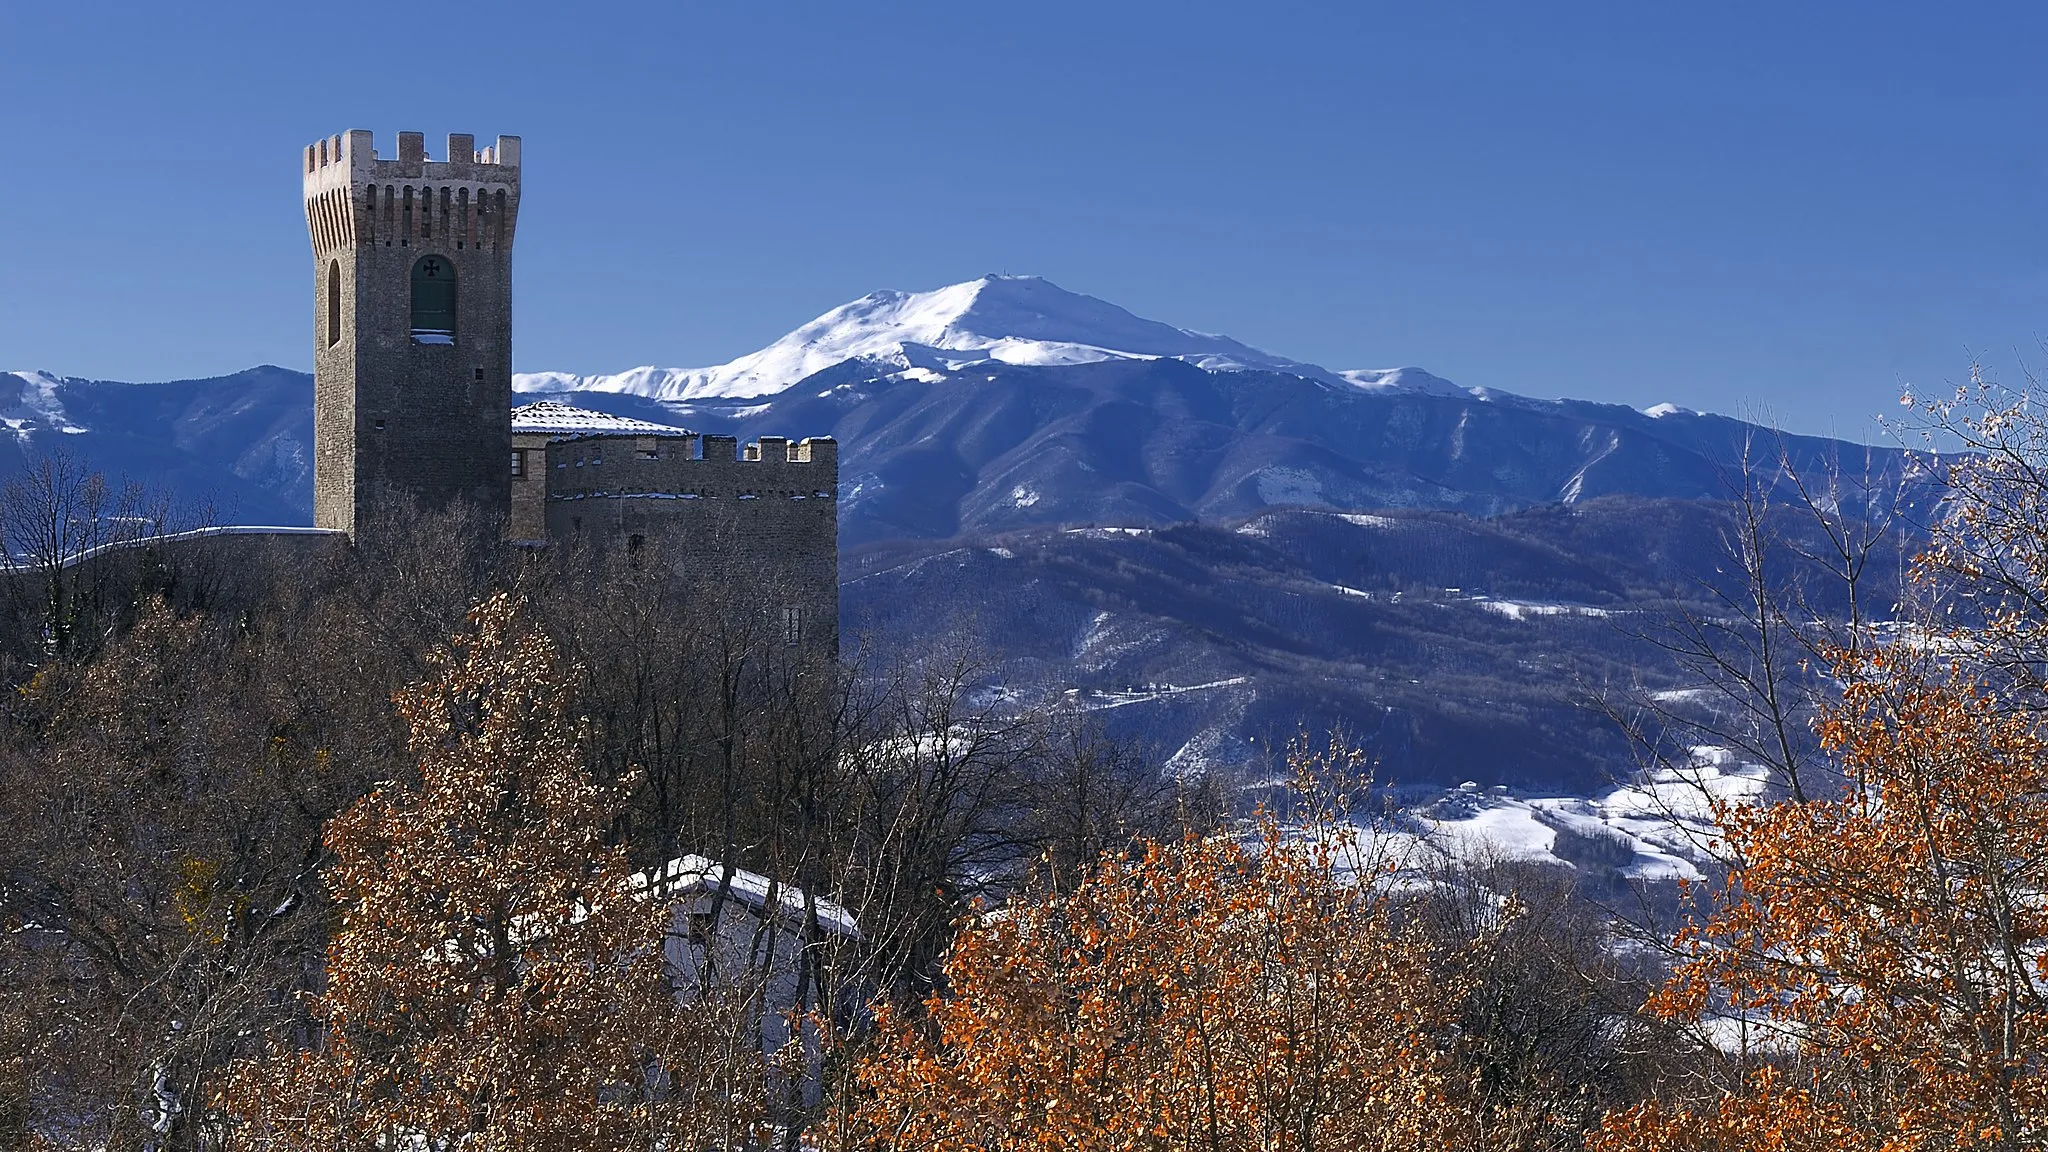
1337 367 1474 399
516 275 1358 402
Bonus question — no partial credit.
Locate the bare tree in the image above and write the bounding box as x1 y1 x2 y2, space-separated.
0 450 206 662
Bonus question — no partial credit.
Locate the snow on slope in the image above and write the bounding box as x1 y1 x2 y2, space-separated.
1338 367 1476 399
516 275 1479 402
0 371 88 441
1394 746 1771 883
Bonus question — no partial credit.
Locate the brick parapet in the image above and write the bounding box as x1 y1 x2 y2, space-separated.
543 435 838 501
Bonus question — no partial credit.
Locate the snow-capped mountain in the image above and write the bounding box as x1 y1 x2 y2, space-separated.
514 274 1453 402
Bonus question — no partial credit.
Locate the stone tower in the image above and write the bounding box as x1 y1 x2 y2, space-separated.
303 130 521 536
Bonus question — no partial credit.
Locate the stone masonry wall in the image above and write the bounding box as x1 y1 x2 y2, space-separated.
305 129 519 537
544 434 839 644
510 430 551 542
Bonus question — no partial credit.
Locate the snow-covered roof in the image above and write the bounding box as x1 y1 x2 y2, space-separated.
510 400 691 437
639 854 859 938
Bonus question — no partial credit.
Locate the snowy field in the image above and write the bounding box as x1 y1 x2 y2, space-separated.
1370 745 1770 883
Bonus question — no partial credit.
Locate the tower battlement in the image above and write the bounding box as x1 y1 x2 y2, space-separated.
303 130 521 186
543 435 839 500
304 130 521 261
546 434 838 466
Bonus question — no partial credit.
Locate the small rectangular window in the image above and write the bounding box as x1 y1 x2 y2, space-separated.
510 449 526 477
685 909 717 945
474 367 485 382
782 605 802 645
373 419 386 431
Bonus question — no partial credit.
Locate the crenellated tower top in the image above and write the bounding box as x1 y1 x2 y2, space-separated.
302 130 521 259
303 129 520 185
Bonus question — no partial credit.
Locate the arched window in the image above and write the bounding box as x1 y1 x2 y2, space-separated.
410 255 456 343
326 260 341 346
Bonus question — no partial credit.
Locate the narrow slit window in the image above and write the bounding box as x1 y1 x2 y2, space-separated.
326 260 341 347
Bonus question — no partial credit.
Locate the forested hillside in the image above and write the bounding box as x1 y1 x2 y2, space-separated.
844 495 1913 793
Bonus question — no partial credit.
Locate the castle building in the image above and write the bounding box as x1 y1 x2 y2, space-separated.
303 129 520 536
303 131 837 641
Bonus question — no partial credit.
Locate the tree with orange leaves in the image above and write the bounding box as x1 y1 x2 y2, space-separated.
1591 376 2048 1152
827 758 1476 1152
217 592 764 1152
1594 650 2048 1152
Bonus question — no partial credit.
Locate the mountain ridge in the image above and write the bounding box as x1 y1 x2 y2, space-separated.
3 275 1925 541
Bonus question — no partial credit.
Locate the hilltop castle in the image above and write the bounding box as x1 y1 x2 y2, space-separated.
301 130 837 641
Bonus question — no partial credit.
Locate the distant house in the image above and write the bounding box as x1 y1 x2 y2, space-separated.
640 854 858 1104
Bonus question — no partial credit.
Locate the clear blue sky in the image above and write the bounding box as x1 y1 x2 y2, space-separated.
3 2 2043 438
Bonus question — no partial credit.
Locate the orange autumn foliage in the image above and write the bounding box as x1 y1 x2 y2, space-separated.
832 798 1476 1152
217 594 763 1151
1592 1068 1878 1152
1595 649 2048 1152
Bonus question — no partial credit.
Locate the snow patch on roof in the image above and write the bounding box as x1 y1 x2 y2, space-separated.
510 400 691 437
1067 677 1251 712
640 854 858 937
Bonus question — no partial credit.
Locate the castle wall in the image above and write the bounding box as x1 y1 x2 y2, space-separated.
544 435 839 644
305 130 519 537
510 430 551 542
